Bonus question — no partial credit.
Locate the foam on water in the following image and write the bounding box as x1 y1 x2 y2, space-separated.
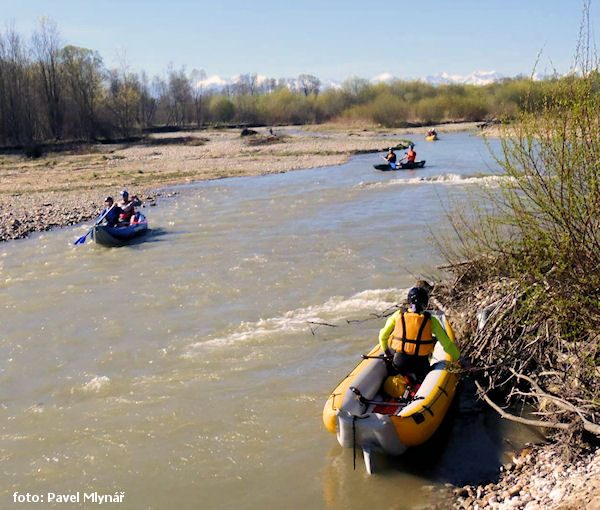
81 375 111 393
185 287 407 353
357 173 512 190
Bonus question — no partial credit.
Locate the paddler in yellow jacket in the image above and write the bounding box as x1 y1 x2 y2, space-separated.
379 286 460 383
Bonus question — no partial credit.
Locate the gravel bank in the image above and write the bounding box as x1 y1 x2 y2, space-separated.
453 443 600 509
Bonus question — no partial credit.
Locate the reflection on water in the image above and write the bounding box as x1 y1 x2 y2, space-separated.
0 132 542 509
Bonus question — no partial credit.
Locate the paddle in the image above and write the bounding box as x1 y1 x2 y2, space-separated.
74 203 115 245
120 198 140 212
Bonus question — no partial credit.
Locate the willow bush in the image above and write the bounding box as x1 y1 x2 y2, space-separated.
438 64 600 438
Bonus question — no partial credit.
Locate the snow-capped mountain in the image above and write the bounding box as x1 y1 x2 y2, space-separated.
195 70 507 92
370 70 506 86
423 70 504 86
198 75 229 90
370 72 395 84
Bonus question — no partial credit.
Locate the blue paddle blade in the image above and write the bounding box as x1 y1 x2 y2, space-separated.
74 231 89 245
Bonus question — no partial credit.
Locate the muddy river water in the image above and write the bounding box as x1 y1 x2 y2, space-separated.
0 132 541 509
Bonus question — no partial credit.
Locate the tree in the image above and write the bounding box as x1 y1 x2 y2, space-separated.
190 68 206 127
342 76 371 101
209 95 235 123
61 45 104 139
232 73 258 96
106 51 141 138
166 65 192 126
440 3 600 440
297 74 320 96
0 25 38 145
138 71 158 129
31 17 64 140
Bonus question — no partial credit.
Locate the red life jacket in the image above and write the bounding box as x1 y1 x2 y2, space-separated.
119 200 135 221
407 149 416 162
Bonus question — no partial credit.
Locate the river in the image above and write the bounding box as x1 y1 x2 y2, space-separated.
0 131 541 509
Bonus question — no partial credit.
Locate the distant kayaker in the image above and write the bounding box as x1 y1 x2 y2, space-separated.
97 197 122 227
385 147 397 165
379 285 460 383
118 190 142 224
402 144 417 163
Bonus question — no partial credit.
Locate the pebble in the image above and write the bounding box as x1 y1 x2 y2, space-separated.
453 444 600 509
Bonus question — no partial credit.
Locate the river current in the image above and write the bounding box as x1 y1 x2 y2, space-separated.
0 132 541 509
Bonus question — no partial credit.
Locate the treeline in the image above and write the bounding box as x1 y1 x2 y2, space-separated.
0 19 564 149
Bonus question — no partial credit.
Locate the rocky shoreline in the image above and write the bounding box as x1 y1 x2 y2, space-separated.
452 442 600 509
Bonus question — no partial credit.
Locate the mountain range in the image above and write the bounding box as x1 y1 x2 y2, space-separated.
371 70 506 86
196 70 509 91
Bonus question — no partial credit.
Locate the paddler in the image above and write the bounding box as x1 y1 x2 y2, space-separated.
401 144 417 164
384 147 397 168
97 196 122 227
118 190 142 224
379 285 461 383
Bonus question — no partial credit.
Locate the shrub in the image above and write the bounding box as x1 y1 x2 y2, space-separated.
439 44 600 438
209 95 235 123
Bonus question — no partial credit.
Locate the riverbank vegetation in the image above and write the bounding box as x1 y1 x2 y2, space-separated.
0 19 576 153
437 14 600 446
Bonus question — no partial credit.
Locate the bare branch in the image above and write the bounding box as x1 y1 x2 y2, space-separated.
475 380 572 431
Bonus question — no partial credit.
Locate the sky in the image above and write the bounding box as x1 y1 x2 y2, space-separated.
1 0 597 83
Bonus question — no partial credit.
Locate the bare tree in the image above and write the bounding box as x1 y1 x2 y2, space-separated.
166 65 192 126
297 73 320 96
233 73 258 96
259 77 278 94
106 50 141 138
31 17 64 140
342 76 371 102
190 68 206 127
138 71 158 128
0 25 38 145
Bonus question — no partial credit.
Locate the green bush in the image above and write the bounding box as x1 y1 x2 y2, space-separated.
257 88 315 124
440 66 600 421
209 95 235 123
368 93 408 126
233 94 260 124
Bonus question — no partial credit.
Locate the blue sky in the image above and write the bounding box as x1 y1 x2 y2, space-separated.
1 0 597 82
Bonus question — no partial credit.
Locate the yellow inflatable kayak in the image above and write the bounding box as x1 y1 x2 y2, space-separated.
322 311 459 473
425 134 439 141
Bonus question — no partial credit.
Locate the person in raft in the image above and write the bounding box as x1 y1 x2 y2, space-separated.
378 285 460 383
118 190 142 224
385 147 397 166
97 197 123 227
401 144 417 163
